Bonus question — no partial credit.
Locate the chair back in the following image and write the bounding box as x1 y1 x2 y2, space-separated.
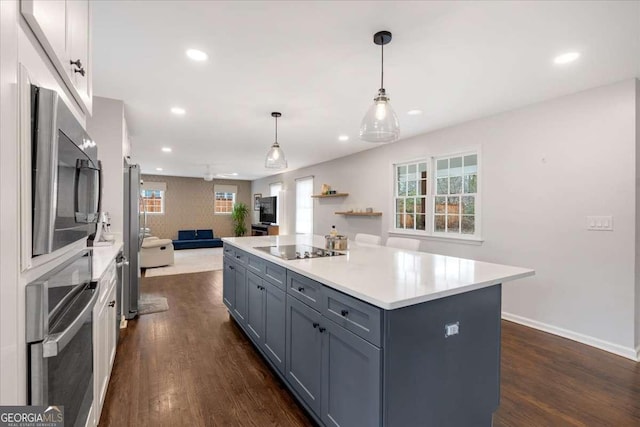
386 237 421 251
354 233 382 245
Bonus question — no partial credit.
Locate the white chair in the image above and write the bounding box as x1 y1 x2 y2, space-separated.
354 233 382 245
386 237 421 251
140 237 175 268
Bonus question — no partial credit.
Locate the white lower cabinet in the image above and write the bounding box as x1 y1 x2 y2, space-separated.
93 260 118 426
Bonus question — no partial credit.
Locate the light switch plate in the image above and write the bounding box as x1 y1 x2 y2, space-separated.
586 216 613 231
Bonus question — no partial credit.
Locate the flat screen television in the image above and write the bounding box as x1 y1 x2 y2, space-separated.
259 196 277 224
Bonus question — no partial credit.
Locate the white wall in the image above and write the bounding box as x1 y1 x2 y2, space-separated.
86 96 126 235
636 79 640 354
0 0 21 405
253 79 639 358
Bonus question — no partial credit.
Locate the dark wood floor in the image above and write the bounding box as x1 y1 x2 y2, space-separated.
100 271 640 426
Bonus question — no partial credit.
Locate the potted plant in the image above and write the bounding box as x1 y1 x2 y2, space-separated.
231 202 249 237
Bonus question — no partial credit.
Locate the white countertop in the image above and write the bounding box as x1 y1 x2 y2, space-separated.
222 235 535 310
90 237 123 281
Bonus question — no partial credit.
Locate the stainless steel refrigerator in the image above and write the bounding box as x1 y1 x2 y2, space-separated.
123 161 143 319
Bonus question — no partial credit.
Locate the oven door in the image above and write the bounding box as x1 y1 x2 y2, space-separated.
29 282 98 427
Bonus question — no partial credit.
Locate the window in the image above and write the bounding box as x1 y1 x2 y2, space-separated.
434 153 478 235
140 189 164 214
392 152 480 239
394 161 428 231
214 192 235 214
296 177 313 234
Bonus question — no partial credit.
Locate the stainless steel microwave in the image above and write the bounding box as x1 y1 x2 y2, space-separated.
31 85 102 257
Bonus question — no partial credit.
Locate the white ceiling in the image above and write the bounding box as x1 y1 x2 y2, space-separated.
92 1 640 180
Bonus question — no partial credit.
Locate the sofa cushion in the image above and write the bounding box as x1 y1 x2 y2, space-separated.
178 230 196 240
196 229 214 239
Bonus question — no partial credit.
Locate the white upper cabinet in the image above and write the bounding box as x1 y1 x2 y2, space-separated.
21 0 92 115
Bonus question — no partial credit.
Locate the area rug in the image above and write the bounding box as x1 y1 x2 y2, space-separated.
138 295 169 315
144 247 224 278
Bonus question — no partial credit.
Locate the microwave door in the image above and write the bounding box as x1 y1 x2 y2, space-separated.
32 87 59 257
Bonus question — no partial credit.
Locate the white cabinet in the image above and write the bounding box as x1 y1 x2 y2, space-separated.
21 0 92 114
93 260 118 426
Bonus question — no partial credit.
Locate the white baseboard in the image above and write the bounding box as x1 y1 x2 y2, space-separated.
501 312 639 362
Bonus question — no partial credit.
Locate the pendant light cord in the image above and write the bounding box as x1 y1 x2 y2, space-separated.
380 43 384 90
275 115 278 143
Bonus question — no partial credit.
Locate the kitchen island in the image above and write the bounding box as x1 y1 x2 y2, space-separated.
222 234 534 427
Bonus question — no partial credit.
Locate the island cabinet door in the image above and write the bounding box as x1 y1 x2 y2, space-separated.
222 260 235 310
321 320 382 427
246 271 265 343
263 281 286 374
233 265 248 325
286 295 323 415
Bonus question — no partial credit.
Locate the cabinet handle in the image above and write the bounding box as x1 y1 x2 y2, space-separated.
341 309 349 317
312 322 319 329
297 287 304 292
318 327 326 333
70 59 85 76
236 255 241 259
108 300 115 308
229 265 235 270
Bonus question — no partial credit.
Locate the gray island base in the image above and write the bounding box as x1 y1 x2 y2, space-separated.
221 237 527 427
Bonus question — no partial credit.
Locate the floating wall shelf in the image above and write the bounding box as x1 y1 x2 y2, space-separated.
311 193 349 198
335 211 382 217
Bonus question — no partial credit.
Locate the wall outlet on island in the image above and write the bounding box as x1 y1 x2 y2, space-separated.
586 216 613 231
445 322 460 338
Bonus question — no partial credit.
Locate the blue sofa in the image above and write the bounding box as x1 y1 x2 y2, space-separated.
172 229 223 250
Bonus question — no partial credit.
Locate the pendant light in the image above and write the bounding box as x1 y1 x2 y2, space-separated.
359 31 400 143
265 112 288 169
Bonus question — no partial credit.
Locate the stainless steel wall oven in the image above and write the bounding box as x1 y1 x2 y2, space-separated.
26 250 97 427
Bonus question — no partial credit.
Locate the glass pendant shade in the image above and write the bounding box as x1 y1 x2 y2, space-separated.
360 89 400 143
265 142 287 169
265 112 287 169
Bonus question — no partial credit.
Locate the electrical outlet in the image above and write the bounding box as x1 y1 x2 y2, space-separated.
586 216 613 231
445 322 459 338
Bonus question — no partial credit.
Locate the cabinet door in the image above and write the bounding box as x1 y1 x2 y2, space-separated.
246 271 265 343
21 1 67 67
66 0 91 105
106 284 117 369
96 301 110 410
223 260 235 310
321 320 382 427
233 265 247 324
286 295 322 415
263 281 286 374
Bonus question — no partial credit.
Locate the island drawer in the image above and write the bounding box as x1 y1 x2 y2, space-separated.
223 244 235 258
264 260 286 291
233 248 249 265
286 271 323 311
246 254 264 275
322 286 382 347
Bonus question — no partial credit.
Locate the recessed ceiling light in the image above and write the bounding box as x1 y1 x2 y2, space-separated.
161 147 172 153
171 107 186 115
186 48 208 61
338 135 349 141
156 168 163 171
553 52 580 65
407 109 423 116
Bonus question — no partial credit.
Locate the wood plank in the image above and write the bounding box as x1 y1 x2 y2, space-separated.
100 271 640 426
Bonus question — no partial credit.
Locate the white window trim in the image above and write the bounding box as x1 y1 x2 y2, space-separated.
141 189 165 215
214 191 236 215
388 148 482 243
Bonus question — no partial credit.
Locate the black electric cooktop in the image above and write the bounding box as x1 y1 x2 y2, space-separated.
254 244 345 260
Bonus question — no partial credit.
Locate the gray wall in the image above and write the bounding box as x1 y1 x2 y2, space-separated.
253 79 639 358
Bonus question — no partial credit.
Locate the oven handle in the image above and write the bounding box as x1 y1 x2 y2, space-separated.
42 283 100 358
